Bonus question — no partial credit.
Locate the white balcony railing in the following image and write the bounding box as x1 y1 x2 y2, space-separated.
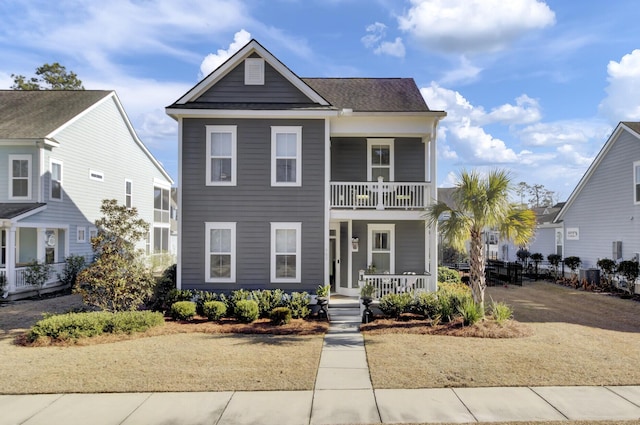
330 180 431 210
358 272 435 299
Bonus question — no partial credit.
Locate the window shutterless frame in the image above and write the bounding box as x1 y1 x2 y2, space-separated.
271 222 301 283
206 125 237 186
205 222 236 283
271 126 302 187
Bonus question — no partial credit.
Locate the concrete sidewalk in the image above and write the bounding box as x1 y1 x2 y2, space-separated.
2 301 640 424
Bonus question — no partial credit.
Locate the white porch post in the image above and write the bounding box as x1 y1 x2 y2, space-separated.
37 228 46 262
347 219 353 291
6 227 16 294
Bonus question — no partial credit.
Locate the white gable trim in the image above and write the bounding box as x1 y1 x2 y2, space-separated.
174 39 329 106
47 92 174 185
555 122 637 222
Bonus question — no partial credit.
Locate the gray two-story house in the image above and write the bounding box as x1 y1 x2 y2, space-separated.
166 39 446 297
0 90 174 299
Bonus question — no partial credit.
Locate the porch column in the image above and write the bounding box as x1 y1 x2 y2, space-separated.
37 228 46 262
6 227 16 294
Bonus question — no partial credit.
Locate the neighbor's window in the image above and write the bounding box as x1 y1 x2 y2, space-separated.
9 154 32 200
206 125 237 186
125 179 133 208
271 222 301 282
271 126 302 186
50 159 63 201
205 222 236 282
634 161 640 204
77 227 86 243
367 139 394 182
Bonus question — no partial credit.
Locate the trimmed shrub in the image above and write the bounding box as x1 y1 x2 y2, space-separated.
202 300 227 321
284 292 311 319
412 292 439 319
270 307 292 325
149 264 178 311
228 289 252 316
438 266 462 284
379 292 413 319
170 301 197 321
194 290 219 316
234 299 259 323
28 311 164 342
458 299 483 326
252 289 286 318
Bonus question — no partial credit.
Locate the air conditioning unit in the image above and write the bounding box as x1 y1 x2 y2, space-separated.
612 241 622 260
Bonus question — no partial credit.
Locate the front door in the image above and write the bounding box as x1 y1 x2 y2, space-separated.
329 223 340 292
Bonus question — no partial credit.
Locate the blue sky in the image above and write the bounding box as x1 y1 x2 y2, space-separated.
1 0 639 202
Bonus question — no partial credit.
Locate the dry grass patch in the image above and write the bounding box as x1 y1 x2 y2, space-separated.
0 294 327 394
365 281 640 389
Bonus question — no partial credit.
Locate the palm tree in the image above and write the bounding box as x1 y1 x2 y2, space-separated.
426 169 536 312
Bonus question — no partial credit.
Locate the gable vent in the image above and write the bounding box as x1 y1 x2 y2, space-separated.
244 58 264 85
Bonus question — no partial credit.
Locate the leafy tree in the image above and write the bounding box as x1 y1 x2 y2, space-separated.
547 254 562 278
11 62 84 90
426 169 536 313
564 256 582 280
75 199 155 312
515 182 557 208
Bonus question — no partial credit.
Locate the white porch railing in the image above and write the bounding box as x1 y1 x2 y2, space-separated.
358 272 435 299
330 180 431 210
14 262 66 289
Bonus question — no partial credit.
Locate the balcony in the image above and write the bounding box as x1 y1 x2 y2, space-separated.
330 180 431 210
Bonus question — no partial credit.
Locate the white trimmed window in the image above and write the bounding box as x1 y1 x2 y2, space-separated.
77 227 87 243
9 154 31 200
367 139 394 182
206 125 237 185
205 222 236 282
271 222 301 282
244 58 265 85
271 126 302 186
634 161 640 204
125 179 133 208
89 228 98 240
50 159 63 201
368 224 395 274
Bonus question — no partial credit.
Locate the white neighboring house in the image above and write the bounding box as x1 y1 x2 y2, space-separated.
554 122 640 291
0 90 174 300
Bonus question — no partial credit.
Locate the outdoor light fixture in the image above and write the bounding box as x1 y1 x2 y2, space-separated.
352 237 359 252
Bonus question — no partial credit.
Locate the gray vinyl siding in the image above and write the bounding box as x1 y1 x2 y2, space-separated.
529 226 559 258
6 96 171 259
331 137 425 182
0 147 39 201
561 129 640 268
350 220 426 284
196 58 313 105
181 118 325 292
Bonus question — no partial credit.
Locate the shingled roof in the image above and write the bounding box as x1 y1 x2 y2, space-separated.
0 203 46 220
0 90 111 139
302 78 430 112
622 121 640 134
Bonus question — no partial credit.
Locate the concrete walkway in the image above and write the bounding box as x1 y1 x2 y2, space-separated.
2 301 640 424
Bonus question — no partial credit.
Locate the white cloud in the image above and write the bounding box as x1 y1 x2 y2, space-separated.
480 95 541 125
362 22 406 58
557 144 595 167
398 0 555 54
599 49 640 122
518 121 612 147
374 37 405 58
199 29 252 78
439 56 482 85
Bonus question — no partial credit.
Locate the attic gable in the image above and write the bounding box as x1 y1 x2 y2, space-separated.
174 39 328 107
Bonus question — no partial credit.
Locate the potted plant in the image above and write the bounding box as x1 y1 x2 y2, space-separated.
315 284 330 304
360 283 376 301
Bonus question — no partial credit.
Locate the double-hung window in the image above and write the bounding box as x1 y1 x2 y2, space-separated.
125 180 133 208
205 222 236 282
154 184 170 253
271 222 301 282
206 125 237 185
50 159 63 201
77 227 87 243
634 161 640 204
368 224 395 274
271 126 302 186
367 139 394 182
9 154 31 200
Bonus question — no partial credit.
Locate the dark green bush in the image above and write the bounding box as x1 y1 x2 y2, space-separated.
194 290 219 316
251 289 286 318
284 292 311 319
170 301 197 321
149 264 178 311
412 292 439 319
202 300 227 321
164 289 194 311
234 299 259 323
228 289 252 316
379 292 413 318
28 311 164 342
270 307 292 325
